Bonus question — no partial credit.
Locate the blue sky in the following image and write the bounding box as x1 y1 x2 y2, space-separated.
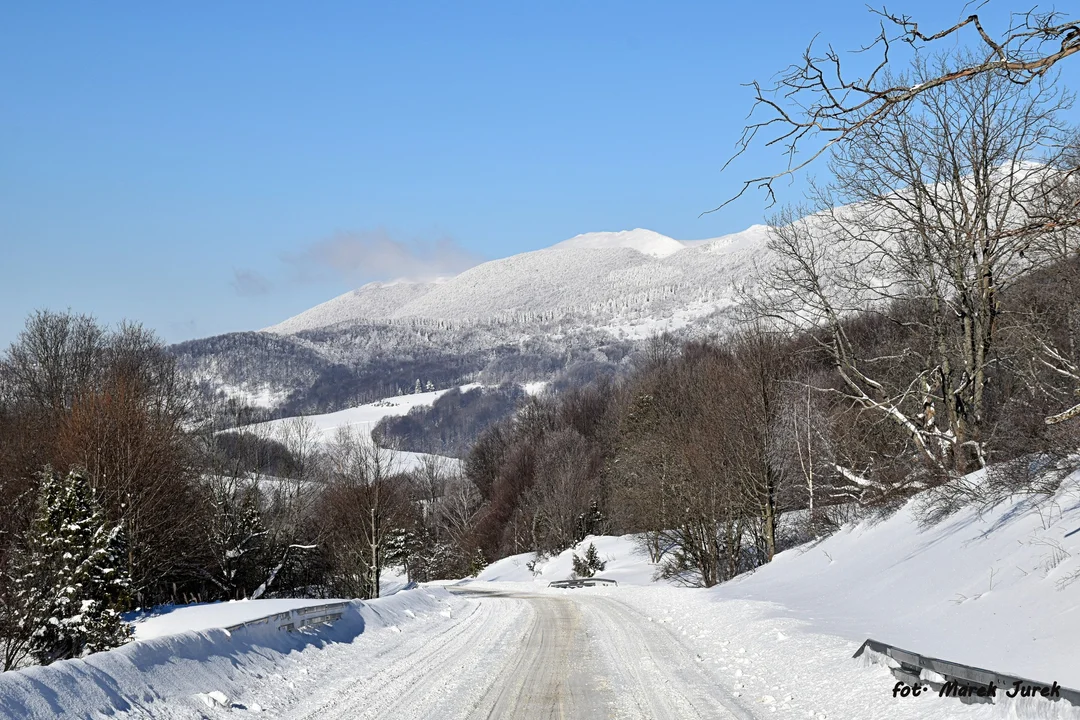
2 1 1077 345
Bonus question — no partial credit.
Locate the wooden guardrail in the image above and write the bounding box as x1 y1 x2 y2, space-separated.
224 602 351 633
853 638 1080 707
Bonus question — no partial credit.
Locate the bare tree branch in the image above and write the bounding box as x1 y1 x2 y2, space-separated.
713 6 1079 212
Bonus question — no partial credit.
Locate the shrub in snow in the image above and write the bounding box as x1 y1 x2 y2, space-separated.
16 469 132 665
572 542 606 578
468 548 488 577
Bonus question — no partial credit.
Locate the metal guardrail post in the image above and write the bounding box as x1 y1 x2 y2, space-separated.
853 638 1080 707
224 602 353 634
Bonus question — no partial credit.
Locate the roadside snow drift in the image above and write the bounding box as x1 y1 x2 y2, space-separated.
475 534 661 585
0 587 458 719
710 469 1080 688
469 471 1080 715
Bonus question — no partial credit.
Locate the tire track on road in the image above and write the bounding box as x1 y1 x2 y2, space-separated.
282 593 527 720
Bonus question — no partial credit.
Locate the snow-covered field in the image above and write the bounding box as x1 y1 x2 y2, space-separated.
241 385 480 473
253 386 478 441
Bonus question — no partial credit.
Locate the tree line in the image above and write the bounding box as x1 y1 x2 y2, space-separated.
0 311 484 670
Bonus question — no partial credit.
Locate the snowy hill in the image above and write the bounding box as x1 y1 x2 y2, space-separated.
240 385 477 473
264 225 768 335
174 222 775 418
551 228 687 257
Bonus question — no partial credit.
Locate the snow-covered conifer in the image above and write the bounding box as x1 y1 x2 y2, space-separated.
583 542 606 573
18 470 131 665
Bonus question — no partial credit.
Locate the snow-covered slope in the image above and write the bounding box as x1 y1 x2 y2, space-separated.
468 469 1080 690
263 225 769 335
241 385 479 473
551 228 687 257
711 470 1080 687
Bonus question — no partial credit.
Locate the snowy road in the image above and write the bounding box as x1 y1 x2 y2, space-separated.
282 586 754 720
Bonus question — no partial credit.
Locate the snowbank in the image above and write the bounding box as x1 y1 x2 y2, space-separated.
128 568 412 640
474 534 663 585
127 597 349 641
470 471 1080 700
0 587 457 719
707 470 1080 688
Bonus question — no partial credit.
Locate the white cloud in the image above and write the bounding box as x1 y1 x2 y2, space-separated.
282 229 483 284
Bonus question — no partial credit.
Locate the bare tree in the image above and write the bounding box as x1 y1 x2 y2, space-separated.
438 474 483 557
3 310 106 415
780 369 837 531
753 60 1078 493
527 428 602 554
320 427 409 598
719 5 1079 209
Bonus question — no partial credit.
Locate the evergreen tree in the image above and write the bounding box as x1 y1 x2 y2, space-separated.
572 542 606 578
571 552 592 578
425 380 435 392
468 548 487 577
584 542 606 573
414 379 422 394
577 500 604 541
383 528 413 571
17 470 132 665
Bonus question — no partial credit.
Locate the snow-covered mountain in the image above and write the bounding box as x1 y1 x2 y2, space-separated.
264 226 770 336
551 228 688 257
174 224 772 416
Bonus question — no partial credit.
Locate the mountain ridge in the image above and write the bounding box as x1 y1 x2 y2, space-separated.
265 224 770 335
